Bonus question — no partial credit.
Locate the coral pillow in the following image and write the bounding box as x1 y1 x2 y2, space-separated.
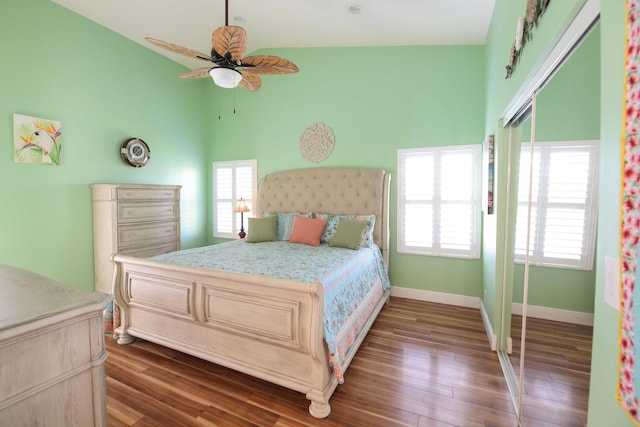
273 212 313 240
288 216 328 246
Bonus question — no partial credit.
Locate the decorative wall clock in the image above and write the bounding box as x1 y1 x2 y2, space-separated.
120 137 151 167
299 122 334 163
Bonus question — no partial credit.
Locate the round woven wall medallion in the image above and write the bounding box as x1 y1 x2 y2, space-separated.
299 122 334 163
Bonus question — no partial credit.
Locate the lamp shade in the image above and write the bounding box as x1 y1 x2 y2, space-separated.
235 198 250 213
209 67 243 89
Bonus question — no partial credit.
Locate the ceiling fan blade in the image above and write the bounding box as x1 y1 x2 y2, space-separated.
179 68 213 79
212 26 247 62
238 70 262 92
145 37 212 62
240 55 299 75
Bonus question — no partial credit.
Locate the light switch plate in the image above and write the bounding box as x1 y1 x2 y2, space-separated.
605 256 620 311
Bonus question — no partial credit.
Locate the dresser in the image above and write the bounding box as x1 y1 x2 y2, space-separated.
91 184 181 294
0 264 111 426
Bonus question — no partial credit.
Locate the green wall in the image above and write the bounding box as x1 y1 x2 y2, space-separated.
587 0 631 425
2 0 490 301
208 45 487 297
485 0 632 424
0 0 210 291
3 0 632 423
481 0 589 343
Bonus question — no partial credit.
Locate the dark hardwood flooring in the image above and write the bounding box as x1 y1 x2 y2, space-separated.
105 297 591 427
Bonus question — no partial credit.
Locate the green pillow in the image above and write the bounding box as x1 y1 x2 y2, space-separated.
245 216 278 243
329 219 370 250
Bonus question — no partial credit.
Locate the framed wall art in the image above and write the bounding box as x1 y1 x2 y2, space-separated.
13 114 62 165
486 134 495 215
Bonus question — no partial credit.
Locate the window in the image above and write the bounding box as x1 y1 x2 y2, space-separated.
514 140 598 269
213 160 257 238
398 145 482 258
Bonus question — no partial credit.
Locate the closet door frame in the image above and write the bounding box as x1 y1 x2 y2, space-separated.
497 0 600 420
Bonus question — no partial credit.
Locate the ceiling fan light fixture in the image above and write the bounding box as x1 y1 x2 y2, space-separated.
209 67 243 88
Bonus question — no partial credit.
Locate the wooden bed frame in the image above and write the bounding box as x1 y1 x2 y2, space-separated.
110 167 391 418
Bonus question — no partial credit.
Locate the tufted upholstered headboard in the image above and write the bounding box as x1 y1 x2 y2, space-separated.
257 167 391 264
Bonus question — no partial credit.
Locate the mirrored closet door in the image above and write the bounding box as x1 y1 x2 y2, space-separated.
496 1 600 424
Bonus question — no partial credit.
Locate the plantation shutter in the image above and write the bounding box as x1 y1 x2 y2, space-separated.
514 141 598 269
213 160 256 238
398 145 481 258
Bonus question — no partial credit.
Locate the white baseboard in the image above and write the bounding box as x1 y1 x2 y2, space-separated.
390 286 480 309
511 302 593 326
480 300 498 351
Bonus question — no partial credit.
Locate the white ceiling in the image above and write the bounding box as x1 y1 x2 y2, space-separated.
51 0 496 70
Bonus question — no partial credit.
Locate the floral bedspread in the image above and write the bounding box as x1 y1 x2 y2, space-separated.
151 240 391 383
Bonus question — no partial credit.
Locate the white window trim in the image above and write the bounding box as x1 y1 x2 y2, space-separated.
397 144 482 259
212 159 257 239
514 140 599 270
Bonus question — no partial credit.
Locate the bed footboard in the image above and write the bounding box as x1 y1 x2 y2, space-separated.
110 253 337 417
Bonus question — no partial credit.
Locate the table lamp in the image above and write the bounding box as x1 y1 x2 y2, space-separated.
235 198 250 238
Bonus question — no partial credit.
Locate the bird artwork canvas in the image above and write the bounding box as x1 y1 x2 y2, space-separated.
13 113 62 165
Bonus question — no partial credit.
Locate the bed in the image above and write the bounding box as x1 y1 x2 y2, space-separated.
109 167 391 418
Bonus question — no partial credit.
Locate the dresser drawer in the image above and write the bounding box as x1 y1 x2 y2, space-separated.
120 241 179 258
118 202 178 223
92 183 181 295
116 187 179 201
118 222 179 248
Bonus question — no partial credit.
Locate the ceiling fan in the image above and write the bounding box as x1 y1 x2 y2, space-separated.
145 0 299 92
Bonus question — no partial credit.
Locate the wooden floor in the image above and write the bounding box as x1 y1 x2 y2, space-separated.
105 297 591 427
510 314 593 427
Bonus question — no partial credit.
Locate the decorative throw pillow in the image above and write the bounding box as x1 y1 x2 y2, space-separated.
245 216 278 243
355 214 376 246
329 219 370 250
288 216 328 246
316 213 376 246
266 212 313 240
315 214 355 243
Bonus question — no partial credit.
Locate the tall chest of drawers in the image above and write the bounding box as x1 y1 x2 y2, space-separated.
91 184 181 294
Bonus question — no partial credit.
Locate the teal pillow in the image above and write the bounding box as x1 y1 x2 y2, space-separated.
329 219 370 250
264 212 313 240
245 216 277 243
